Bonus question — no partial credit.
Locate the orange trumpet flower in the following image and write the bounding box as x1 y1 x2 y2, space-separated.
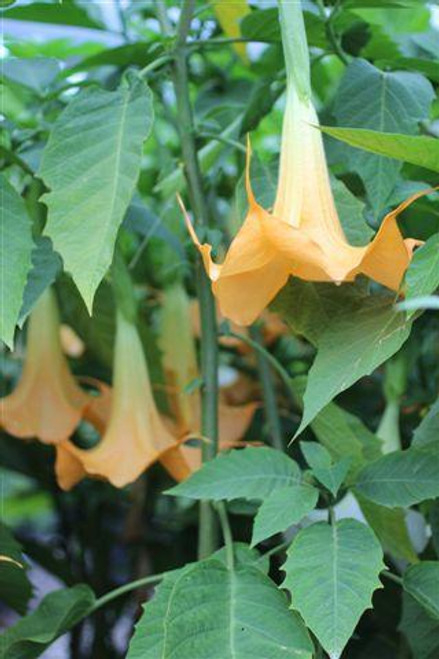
0 288 89 444
158 282 256 481
185 4 427 327
55 311 181 490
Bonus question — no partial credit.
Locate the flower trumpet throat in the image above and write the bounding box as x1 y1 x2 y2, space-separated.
55 311 180 490
0 288 89 443
185 85 427 327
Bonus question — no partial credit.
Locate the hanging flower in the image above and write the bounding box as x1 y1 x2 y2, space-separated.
55 311 181 490
0 288 89 444
158 282 256 481
184 3 428 327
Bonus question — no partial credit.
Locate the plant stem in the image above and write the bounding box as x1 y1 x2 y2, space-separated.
221 328 296 406
249 325 284 452
215 502 235 571
139 54 174 78
198 131 247 154
168 0 219 559
259 540 290 561
91 569 175 612
381 570 403 586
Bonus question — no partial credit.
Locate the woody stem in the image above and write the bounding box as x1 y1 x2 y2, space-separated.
166 0 219 559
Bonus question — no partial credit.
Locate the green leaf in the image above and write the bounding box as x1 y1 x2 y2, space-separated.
127 559 313 659
0 584 95 659
356 495 418 563
0 523 32 615
413 398 439 450
282 519 384 659
377 57 439 83
331 177 373 246
333 60 434 211
354 448 439 507
167 447 302 501
2 58 61 95
321 126 439 174
251 484 319 547
405 234 439 317
404 562 439 619
0 174 33 348
296 298 413 436
40 75 154 311
2 1 103 28
18 236 63 326
400 594 439 659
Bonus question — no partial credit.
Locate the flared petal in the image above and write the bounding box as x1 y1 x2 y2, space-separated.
55 313 180 490
0 289 89 443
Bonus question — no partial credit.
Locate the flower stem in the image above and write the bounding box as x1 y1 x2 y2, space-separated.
249 325 284 452
166 0 219 559
277 0 311 101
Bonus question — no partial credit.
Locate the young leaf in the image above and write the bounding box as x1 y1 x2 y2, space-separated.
127 560 313 659
40 75 154 312
251 484 319 547
0 174 33 348
0 523 32 614
282 520 384 659
167 447 302 501
0 585 95 658
403 562 439 619
321 127 439 174
333 59 434 211
354 448 439 507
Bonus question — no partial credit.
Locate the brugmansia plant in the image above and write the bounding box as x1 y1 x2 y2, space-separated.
1 0 439 658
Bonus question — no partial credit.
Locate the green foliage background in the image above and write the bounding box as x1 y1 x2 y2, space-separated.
1 1 439 658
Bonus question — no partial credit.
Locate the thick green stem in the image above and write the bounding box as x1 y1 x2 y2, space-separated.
165 0 219 559
249 325 284 452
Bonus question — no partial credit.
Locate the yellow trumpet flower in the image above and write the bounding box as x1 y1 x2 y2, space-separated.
55 311 180 490
185 3 426 327
158 282 256 481
0 288 89 443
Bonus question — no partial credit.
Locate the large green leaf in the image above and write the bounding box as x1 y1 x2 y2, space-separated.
40 75 154 311
405 234 439 316
0 174 33 348
251 484 319 547
333 60 434 211
167 447 302 501
400 594 439 659
295 298 413 436
0 523 32 615
282 520 384 659
354 448 439 507
0 584 95 659
321 126 439 174
403 562 439 619
128 559 313 659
